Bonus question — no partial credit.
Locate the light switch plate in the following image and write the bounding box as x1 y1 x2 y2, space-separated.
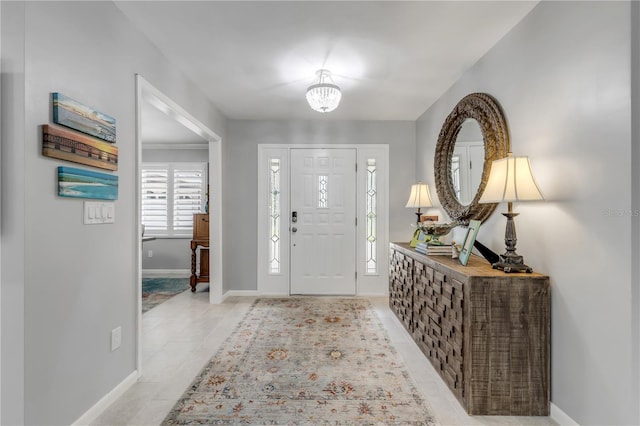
84 201 115 224
111 326 122 351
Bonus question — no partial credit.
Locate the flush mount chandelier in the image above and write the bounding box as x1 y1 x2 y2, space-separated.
305 69 342 113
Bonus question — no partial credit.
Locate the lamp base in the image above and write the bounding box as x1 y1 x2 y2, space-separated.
491 253 533 273
492 206 534 273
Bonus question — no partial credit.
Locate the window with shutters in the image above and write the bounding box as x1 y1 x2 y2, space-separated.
141 162 207 236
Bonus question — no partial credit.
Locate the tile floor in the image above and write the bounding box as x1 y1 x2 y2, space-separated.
92 286 558 425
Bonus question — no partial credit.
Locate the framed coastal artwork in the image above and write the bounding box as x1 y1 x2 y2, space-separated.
58 166 118 200
52 93 116 143
42 124 118 171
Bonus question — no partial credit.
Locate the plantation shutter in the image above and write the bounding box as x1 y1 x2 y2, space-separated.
173 166 206 231
141 166 169 232
142 162 207 236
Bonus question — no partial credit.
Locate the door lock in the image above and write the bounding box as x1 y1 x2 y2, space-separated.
292 211 298 223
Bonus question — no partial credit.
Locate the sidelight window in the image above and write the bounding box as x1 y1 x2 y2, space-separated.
366 159 378 274
268 158 281 274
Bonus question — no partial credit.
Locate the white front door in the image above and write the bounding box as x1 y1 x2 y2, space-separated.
290 148 357 295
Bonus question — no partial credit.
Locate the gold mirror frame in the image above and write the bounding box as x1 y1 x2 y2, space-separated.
434 93 510 225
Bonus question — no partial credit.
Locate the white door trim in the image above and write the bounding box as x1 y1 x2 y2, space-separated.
257 144 389 297
135 75 224 377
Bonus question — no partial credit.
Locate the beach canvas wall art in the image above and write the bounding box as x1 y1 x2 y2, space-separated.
43 124 118 171
52 93 116 143
58 166 118 200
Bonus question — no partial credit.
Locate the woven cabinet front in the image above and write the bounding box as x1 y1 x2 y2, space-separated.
389 248 414 332
413 260 464 403
389 242 550 416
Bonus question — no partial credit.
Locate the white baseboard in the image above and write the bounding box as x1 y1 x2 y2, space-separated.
551 402 579 425
142 269 190 278
222 290 260 301
72 370 138 426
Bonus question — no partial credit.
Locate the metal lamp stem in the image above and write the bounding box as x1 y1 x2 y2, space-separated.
504 201 518 255
415 207 422 224
491 201 533 273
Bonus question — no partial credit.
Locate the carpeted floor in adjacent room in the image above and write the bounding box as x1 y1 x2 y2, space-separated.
142 277 190 313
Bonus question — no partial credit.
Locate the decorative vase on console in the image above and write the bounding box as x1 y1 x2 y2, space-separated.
417 221 458 245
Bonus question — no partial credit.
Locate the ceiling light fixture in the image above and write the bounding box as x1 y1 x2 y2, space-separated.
306 69 342 113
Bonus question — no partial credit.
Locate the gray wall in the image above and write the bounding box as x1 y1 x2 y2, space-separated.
224 120 416 293
0 2 226 424
1 2 27 421
141 147 208 272
632 3 640 423
416 2 637 424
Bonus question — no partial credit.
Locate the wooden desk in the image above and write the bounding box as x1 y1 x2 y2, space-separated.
190 239 209 292
190 214 209 292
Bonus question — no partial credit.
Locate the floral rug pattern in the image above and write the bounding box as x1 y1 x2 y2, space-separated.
163 297 437 425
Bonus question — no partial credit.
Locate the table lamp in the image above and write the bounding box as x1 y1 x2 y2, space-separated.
405 182 433 224
478 153 543 273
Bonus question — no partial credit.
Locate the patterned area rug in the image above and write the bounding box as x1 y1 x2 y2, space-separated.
142 277 189 313
163 297 437 425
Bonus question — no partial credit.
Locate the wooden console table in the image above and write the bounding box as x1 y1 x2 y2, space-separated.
389 242 550 416
190 213 209 292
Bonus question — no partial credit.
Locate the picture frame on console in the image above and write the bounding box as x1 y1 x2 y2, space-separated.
459 219 481 266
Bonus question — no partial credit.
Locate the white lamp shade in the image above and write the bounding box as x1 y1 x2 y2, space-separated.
405 183 433 208
479 155 544 203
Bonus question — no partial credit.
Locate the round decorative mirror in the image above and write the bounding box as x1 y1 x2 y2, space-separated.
434 93 509 224
451 118 484 206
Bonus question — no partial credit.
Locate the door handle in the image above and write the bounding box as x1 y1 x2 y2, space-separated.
291 227 297 233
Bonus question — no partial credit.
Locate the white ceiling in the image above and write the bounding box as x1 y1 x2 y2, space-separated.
123 1 538 141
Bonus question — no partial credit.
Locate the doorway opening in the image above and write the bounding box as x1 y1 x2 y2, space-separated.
135 75 223 374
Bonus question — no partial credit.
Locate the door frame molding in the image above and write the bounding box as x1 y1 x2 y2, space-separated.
257 144 389 297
